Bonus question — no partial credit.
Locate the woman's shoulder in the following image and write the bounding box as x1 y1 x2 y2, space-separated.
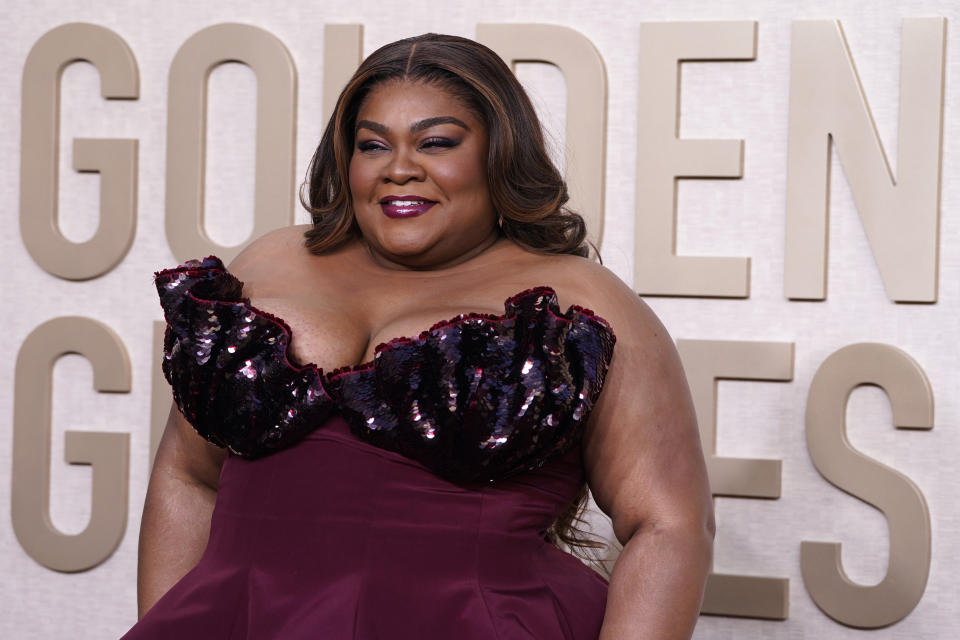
525 251 666 346
518 250 639 307
226 225 363 292
226 224 313 278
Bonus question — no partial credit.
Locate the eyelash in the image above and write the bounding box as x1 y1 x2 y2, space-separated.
356 137 459 152
357 141 386 152
420 137 458 149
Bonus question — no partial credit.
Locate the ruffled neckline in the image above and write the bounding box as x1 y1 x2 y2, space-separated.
156 255 618 480
156 256 616 385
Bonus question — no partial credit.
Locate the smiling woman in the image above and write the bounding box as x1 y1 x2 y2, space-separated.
347 80 498 269
302 33 589 263
126 33 713 640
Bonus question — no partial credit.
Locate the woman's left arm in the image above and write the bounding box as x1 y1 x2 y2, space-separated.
581 274 714 639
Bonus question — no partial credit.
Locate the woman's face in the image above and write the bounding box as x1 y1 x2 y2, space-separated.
348 79 497 270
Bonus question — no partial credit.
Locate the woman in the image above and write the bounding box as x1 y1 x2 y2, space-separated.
127 33 713 639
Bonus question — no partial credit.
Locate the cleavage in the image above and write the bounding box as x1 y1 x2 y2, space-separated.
250 293 504 373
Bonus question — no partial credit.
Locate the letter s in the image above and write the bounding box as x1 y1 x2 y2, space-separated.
803 343 932 628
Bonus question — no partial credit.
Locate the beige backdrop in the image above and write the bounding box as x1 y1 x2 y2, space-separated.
1 0 958 638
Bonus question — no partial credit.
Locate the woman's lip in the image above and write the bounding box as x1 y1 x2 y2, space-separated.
380 200 436 219
379 195 437 204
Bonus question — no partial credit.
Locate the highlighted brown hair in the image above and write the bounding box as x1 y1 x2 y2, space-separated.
300 32 591 259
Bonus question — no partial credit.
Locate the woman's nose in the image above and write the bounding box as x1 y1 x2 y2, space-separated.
383 147 426 183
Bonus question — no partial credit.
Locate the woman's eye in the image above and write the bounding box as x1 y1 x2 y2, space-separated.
357 140 387 152
420 137 458 150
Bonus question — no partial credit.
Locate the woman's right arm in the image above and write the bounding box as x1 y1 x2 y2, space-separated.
137 403 227 618
137 226 300 616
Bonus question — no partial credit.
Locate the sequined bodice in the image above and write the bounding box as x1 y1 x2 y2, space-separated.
156 256 616 484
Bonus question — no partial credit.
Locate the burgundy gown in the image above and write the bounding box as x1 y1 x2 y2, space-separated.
123 257 616 639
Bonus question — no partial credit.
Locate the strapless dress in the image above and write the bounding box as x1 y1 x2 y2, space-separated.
122 256 616 639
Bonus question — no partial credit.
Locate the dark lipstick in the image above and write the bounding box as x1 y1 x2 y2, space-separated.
380 196 437 219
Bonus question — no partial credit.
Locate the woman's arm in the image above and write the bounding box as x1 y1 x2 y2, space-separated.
581 274 714 639
137 229 304 616
137 404 226 618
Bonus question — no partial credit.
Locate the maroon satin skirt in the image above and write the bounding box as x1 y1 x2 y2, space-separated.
122 415 607 639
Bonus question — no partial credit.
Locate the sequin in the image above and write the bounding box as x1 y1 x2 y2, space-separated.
238 360 257 379
155 256 616 484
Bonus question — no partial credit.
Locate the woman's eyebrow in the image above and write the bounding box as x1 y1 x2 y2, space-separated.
410 116 471 133
356 120 388 135
355 116 471 136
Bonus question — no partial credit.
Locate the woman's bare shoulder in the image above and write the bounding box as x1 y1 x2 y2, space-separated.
526 253 663 341
226 224 313 280
225 225 366 302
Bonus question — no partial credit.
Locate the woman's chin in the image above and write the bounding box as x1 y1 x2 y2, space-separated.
379 237 433 258
367 233 445 267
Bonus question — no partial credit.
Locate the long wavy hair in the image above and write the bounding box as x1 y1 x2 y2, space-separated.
300 33 602 555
